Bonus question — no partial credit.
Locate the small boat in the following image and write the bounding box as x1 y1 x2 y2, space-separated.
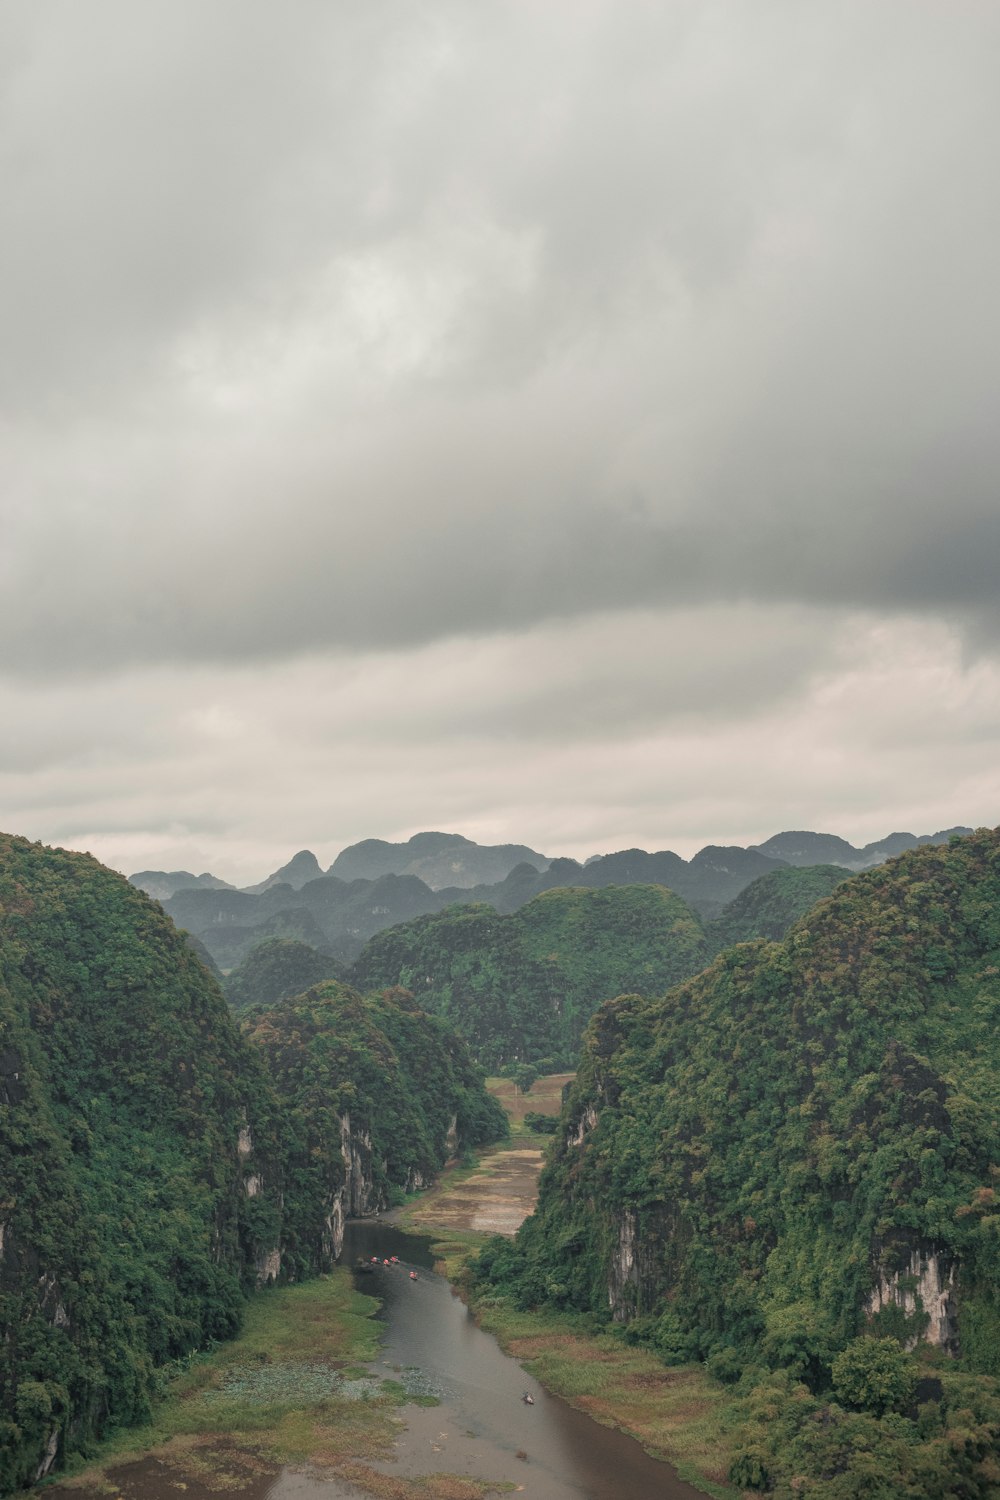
409 1271 418 1281
522 1392 534 1405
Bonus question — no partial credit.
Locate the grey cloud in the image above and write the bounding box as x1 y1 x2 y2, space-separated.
3 3 999 671
3 609 998 885
2 2 999 876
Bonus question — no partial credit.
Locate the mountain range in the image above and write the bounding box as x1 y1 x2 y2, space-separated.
134 826 972 971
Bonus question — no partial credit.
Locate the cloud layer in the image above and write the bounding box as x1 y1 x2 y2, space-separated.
2 2 998 878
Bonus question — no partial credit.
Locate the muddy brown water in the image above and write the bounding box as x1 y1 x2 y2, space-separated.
343 1218 709 1499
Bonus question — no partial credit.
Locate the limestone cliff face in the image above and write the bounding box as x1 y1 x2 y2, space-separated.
866 1245 959 1353
0 833 291 1495
506 833 1000 1389
567 1102 598 1147
340 1112 376 1217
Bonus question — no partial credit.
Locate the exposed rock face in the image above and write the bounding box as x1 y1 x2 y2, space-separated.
340 1112 376 1219
256 1248 281 1284
323 1198 345 1263
866 1248 959 1353
608 1211 638 1320
34 1431 59 1482
567 1103 598 1146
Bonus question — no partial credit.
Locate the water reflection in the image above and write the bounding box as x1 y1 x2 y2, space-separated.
343 1218 708 1500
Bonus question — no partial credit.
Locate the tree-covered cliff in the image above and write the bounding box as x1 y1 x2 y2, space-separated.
0 836 284 1492
0 836 506 1492
242 981 507 1278
350 884 708 1069
478 829 1000 1494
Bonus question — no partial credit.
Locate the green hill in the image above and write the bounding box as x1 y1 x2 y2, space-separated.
243 981 507 1276
0 836 505 1490
350 884 707 1069
703 863 853 954
224 937 343 1013
479 829 1000 1494
0 835 283 1491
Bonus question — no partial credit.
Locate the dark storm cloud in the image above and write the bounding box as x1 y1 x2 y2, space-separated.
2 0 999 677
2 2 999 877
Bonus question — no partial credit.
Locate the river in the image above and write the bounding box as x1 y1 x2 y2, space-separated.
40 1220 711 1500
338 1217 709 1500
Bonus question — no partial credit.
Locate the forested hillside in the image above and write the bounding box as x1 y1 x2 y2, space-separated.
224 937 343 1013
479 828 1000 1494
243 982 507 1277
0 836 504 1491
350 884 707 1068
703 863 852 955
0 836 283 1491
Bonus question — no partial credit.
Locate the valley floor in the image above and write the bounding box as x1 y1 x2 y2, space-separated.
396 1079 737 1499
37 1077 736 1500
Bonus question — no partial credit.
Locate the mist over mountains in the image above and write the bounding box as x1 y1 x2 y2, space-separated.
131 824 973 971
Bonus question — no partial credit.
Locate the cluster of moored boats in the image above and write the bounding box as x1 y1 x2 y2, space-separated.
354 1254 418 1280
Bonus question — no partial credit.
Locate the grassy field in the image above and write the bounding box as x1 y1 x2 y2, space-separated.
44 1273 508 1500
485 1072 574 1135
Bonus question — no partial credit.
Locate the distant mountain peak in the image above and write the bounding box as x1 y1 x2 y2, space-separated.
328 831 549 890
753 827 974 871
128 868 236 901
243 849 324 895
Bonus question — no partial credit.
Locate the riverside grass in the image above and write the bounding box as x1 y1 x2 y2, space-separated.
395 1112 737 1500
434 1236 738 1500
45 1272 509 1499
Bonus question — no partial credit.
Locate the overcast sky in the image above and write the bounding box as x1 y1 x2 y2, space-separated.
2 1 998 886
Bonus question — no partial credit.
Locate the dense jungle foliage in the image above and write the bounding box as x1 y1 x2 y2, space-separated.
242 981 506 1278
0 837 505 1492
224 937 342 1013
478 829 1000 1495
0 836 283 1492
350 884 707 1069
703 864 852 956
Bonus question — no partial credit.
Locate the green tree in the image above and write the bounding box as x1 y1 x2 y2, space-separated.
831 1337 916 1416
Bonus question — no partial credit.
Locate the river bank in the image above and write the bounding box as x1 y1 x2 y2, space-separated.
38 1269 507 1500
393 1125 737 1499
38 1075 738 1500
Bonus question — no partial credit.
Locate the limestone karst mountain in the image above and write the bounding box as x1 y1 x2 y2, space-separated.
242 848 325 894
127 867 236 900
478 827 1000 1493
0 834 504 1491
327 830 550 889
752 825 972 869
132 827 975 969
